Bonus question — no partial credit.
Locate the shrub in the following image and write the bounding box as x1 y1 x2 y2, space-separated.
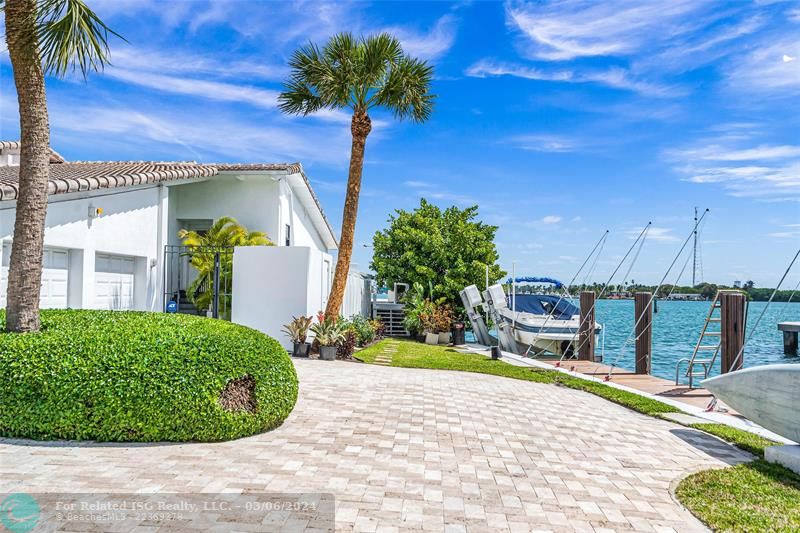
348 315 377 346
0 310 298 442
337 329 358 359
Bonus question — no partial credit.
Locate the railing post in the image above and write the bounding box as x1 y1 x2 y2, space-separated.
720 291 746 373
578 291 596 361
634 292 653 374
212 251 221 319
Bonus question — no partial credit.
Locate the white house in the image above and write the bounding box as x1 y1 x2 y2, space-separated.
0 140 365 346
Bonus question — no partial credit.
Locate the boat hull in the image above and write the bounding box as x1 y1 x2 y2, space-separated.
499 309 600 357
701 364 800 443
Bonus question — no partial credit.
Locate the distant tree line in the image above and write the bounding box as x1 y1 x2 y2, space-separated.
512 281 797 302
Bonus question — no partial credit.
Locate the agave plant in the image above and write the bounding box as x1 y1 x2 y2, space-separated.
282 315 313 344
310 316 345 347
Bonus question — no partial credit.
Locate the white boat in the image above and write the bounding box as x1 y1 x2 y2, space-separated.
702 364 800 443
486 283 601 357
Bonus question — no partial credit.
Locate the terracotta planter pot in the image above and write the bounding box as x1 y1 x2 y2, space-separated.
319 345 337 361
424 332 439 345
292 342 310 358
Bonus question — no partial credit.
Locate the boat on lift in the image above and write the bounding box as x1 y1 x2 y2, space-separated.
488 278 601 357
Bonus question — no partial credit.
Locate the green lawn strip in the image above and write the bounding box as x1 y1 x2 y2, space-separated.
357 339 678 416
675 460 800 532
689 423 778 458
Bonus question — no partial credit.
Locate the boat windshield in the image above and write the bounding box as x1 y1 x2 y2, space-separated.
508 294 579 319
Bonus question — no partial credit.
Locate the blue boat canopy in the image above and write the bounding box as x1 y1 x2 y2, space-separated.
508 294 578 320
507 276 564 289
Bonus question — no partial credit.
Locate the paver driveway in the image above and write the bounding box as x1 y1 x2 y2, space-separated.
1 359 751 532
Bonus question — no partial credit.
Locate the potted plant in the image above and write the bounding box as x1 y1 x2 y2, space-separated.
311 316 345 360
282 316 312 357
435 304 454 344
419 304 439 345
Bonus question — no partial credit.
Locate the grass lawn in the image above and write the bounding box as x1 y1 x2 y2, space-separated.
675 460 800 532
359 338 800 532
357 338 679 416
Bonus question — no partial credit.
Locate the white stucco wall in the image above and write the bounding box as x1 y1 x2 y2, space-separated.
232 246 332 349
1 185 162 310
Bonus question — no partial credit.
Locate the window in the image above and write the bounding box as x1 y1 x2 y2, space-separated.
285 224 291 246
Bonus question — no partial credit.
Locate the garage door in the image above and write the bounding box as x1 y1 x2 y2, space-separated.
95 254 135 310
0 244 69 309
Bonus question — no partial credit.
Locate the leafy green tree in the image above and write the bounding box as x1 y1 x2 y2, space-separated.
278 32 435 319
4 0 121 332
370 199 506 311
178 217 272 317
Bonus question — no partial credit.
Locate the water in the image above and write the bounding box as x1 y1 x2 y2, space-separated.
593 299 800 380
468 300 800 381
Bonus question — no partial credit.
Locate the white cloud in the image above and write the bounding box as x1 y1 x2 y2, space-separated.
726 37 800 94
666 129 800 201
387 15 458 61
541 215 562 224
109 47 287 81
508 134 579 153
465 59 679 97
628 227 678 242
506 0 710 61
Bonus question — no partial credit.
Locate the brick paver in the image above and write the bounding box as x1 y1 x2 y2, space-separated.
0 360 751 532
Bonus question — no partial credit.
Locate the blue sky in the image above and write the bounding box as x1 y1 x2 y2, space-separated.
1 0 799 287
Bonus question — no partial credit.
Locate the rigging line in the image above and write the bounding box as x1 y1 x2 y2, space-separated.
523 230 609 356
570 224 653 364
581 235 607 289
728 246 800 372
561 222 652 365
620 228 649 289
605 209 710 378
665 217 706 300
776 278 800 323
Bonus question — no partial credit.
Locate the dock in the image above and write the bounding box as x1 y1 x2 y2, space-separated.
538 358 718 410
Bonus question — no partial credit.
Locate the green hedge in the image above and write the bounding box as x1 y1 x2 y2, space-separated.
0 310 298 442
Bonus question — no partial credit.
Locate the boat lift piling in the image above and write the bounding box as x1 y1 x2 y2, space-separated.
634 292 653 374
720 291 747 373
578 291 596 361
460 285 492 346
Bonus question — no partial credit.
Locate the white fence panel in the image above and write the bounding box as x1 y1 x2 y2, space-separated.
341 271 371 318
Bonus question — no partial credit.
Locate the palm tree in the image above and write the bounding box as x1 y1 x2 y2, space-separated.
278 32 435 318
4 0 120 332
178 217 272 317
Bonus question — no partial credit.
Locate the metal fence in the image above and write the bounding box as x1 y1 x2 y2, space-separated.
163 245 234 319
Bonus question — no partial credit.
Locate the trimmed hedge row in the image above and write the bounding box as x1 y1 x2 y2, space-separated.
0 310 298 442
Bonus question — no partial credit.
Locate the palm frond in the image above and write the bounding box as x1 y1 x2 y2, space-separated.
35 0 124 78
374 56 435 123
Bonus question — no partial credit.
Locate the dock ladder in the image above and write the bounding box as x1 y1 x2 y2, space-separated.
675 290 747 387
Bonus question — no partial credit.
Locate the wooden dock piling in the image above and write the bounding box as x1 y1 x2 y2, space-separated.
778 322 799 356
634 292 653 374
578 291 596 361
720 291 746 373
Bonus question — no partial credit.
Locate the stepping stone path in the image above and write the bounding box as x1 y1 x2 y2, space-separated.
373 339 399 366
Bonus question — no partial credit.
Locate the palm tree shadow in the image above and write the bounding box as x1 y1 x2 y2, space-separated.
669 428 754 466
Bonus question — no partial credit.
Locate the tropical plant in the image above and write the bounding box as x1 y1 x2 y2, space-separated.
282 315 313 344
178 216 272 317
310 315 345 347
433 303 454 333
371 199 506 312
279 32 435 319
3 0 122 332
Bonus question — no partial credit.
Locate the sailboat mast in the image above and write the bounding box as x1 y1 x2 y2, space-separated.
692 207 698 286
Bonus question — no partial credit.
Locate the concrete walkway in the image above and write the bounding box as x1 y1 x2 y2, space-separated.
0 360 752 532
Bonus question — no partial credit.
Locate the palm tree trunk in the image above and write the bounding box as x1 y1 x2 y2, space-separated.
325 109 372 318
4 0 51 332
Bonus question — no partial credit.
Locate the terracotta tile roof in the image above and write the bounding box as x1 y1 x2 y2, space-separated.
0 161 218 201
0 140 65 163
